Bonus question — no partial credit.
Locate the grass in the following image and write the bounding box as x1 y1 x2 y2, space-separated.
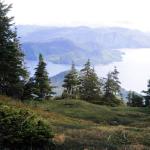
0 96 150 149
26 99 150 127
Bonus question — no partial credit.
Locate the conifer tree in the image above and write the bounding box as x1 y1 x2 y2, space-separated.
0 1 28 98
103 67 122 106
111 66 121 95
142 80 150 106
22 77 35 100
79 59 101 101
62 62 79 99
34 54 54 99
103 72 114 98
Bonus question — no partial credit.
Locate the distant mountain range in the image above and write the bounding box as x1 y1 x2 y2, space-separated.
18 25 150 65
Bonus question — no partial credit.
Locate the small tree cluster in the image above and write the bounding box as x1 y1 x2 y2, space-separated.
62 60 122 106
128 80 150 107
79 60 102 101
23 54 54 100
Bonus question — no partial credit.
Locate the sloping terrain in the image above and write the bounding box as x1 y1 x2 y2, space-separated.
1 96 150 149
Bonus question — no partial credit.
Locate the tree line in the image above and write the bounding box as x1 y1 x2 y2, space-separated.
21 52 123 106
0 0 150 107
61 60 123 106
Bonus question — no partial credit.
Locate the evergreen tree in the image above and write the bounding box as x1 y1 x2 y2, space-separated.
34 54 54 99
62 62 79 99
103 73 114 97
111 66 121 95
103 67 122 106
142 80 150 106
127 91 143 107
79 59 101 101
22 77 35 100
0 1 28 98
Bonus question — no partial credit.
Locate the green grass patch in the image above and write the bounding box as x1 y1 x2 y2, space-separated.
0 96 150 149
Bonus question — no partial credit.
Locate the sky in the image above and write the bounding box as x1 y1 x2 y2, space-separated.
5 0 150 31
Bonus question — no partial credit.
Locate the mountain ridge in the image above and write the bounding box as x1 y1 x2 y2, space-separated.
18 25 150 65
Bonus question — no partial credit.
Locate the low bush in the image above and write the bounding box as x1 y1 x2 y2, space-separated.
0 103 55 150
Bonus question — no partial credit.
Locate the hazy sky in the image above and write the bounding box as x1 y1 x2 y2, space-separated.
5 0 150 31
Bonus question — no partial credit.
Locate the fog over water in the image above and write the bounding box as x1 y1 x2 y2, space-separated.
95 48 150 93
26 48 150 93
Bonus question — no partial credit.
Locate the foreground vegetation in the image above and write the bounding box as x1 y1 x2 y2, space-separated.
0 96 55 150
0 96 150 149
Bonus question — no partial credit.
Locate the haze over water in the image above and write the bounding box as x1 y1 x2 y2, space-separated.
96 48 150 93
26 48 150 93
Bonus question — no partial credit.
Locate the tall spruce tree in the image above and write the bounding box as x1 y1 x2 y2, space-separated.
111 66 121 95
62 62 79 99
0 1 28 98
103 73 114 97
103 67 122 106
79 59 101 101
34 54 54 99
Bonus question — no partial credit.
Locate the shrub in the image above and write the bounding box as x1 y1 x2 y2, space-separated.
0 103 55 150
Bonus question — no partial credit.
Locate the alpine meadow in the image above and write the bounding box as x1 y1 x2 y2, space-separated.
1 0 150 150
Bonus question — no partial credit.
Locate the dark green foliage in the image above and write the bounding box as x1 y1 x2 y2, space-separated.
22 77 36 100
143 80 150 106
62 63 79 99
0 103 55 150
0 1 28 98
127 91 143 107
103 67 121 96
79 59 102 101
111 67 121 95
101 94 123 107
102 67 122 106
34 54 54 99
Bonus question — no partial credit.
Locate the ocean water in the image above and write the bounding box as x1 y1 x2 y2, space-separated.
26 48 150 93
95 48 150 93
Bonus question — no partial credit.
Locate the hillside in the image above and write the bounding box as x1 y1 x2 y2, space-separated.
1 96 150 149
18 26 150 65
